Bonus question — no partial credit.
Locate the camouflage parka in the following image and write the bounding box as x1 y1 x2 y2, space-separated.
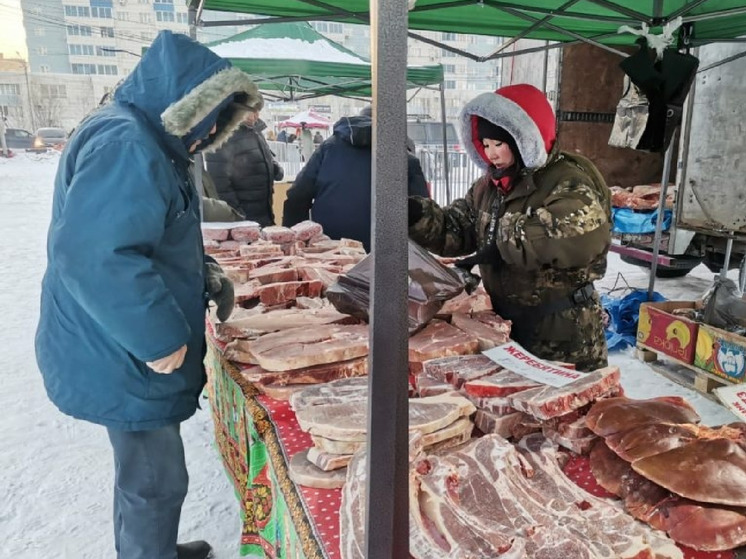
409 85 612 371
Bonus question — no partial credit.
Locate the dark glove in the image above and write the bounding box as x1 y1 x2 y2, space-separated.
453 265 482 295
408 196 424 226
273 161 284 182
205 262 235 321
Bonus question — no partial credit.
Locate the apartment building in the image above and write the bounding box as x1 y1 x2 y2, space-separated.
0 0 189 130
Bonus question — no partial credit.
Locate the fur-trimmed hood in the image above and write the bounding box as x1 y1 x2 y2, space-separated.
459 84 556 171
114 30 262 158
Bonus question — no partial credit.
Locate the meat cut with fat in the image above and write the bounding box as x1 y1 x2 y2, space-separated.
408 320 480 364
508 366 621 420
249 324 369 371
289 377 368 412
462 369 542 398
240 357 367 387
420 354 500 388
450 311 512 350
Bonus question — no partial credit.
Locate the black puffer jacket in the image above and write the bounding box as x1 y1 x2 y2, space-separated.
205 120 283 226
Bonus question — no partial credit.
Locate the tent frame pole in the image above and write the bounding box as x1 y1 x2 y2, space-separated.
364 0 410 557
647 130 678 300
439 82 452 204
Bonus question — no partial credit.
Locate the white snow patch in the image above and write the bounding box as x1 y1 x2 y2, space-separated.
210 37 366 65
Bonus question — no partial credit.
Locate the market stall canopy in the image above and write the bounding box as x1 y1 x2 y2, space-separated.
194 1 746 48
203 22 444 99
278 109 332 129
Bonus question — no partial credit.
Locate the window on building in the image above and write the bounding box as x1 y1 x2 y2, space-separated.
139 12 151 23
154 0 174 3
117 11 129 21
0 84 21 96
33 27 45 36
91 6 112 18
97 64 118 75
314 22 328 33
156 11 175 22
67 24 93 36
40 84 67 98
40 65 51 73
140 31 154 41
442 49 456 57
34 47 48 55
443 64 456 73
69 44 95 56
64 5 90 16
444 80 456 89
72 63 97 75
138 0 150 3
176 12 188 24
442 32 456 41
96 46 116 57
100 26 114 37
328 23 343 34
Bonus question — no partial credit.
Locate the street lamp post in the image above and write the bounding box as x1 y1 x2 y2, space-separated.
17 52 36 131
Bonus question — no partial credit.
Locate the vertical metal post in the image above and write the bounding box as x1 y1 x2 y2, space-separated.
721 235 734 280
542 40 550 93
647 131 677 300
188 7 205 219
439 82 451 204
365 0 409 557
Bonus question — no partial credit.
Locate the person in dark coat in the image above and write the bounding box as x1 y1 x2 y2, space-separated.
205 109 283 226
282 111 430 251
35 31 262 559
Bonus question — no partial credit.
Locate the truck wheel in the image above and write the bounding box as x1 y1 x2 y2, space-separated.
619 254 695 278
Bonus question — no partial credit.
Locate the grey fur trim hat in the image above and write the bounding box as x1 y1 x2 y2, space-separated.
161 66 263 153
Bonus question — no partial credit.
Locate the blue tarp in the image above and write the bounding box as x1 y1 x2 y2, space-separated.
612 208 672 235
602 289 666 351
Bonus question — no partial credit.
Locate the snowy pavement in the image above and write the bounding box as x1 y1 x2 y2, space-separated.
0 152 738 559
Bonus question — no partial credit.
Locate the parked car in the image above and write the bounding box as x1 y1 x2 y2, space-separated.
4 128 35 150
33 127 67 149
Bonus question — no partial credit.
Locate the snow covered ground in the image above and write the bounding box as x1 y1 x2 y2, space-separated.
0 151 738 559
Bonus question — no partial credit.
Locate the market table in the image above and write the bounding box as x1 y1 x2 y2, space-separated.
205 333 739 559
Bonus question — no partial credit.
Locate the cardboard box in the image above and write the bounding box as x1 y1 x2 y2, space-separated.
694 323 746 383
637 301 700 364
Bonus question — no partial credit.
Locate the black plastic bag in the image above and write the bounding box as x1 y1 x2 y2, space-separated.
326 240 465 334
702 277 746 333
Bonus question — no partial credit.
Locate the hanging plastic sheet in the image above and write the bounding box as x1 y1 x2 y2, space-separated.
612 207 672 235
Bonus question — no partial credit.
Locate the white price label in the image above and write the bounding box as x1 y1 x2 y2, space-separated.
482 342 584 387
713 383 746 422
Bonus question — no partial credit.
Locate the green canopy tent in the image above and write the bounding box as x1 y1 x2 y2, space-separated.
203 21 444 100
194 0 746 60
189 2 746 557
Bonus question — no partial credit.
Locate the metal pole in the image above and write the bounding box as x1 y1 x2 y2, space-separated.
721 235 734 280
365 0 409 557
187 8 205 219
647 131 677 300
542 40 549 94
20 56 35 131
439 82 451 204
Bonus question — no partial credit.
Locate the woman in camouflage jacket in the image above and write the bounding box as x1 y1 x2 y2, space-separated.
408 84 611 371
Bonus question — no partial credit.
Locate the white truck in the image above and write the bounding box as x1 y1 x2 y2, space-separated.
614 42 746 288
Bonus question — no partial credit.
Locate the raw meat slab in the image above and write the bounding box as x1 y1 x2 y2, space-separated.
289 450 347 489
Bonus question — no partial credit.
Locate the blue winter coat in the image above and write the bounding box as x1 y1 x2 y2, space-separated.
282 115 430 252
35 31 260 430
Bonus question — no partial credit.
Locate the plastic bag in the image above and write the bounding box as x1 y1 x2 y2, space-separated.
326 240 465 334
702 277 746 333
612 207 672 234
601 289 665 351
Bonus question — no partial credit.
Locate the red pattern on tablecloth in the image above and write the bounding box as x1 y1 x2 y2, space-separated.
259 395 342 559
563 455 736 559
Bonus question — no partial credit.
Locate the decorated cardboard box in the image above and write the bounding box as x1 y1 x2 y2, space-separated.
637 301 700 364
694 324 746 383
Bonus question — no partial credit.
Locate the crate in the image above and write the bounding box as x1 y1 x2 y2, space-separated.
637 301 700 364
694 323 746 383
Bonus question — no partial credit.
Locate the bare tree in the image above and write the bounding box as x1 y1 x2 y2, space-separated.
30 86 64 129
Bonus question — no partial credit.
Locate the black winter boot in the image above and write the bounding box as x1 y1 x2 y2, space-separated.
177 540 213 559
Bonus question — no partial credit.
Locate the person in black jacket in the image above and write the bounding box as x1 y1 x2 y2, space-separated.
205 109 283 226
282 111 429 251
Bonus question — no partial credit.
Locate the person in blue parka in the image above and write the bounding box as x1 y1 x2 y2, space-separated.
35 31 262 559
281 107 430 252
